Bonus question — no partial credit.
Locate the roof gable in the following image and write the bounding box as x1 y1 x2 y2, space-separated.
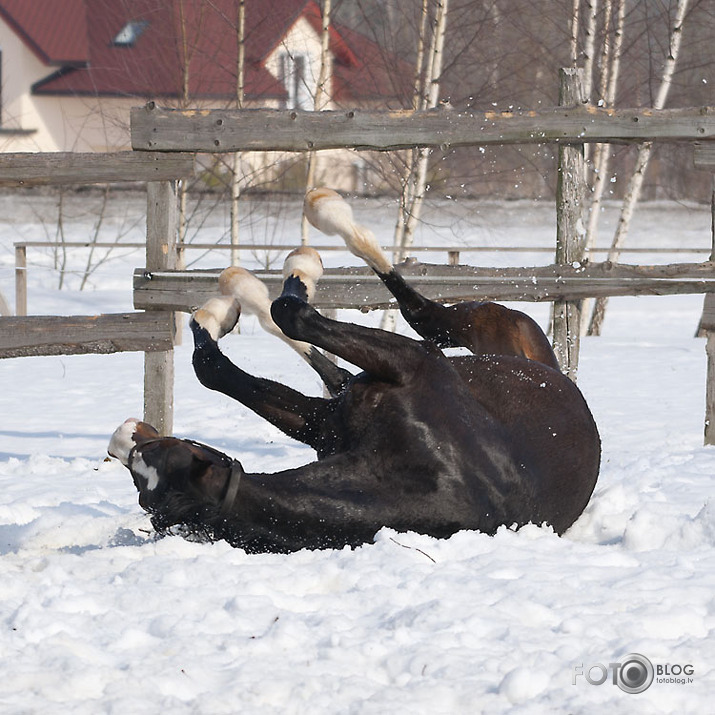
11 0 409 107
0 0 89 65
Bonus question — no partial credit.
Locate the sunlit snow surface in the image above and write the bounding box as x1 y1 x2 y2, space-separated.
1 195 713 713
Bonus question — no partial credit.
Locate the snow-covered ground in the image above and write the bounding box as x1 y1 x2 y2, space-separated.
0 193 713 712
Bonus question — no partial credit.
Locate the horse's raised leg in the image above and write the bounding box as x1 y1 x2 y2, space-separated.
304 188 559 369
190 313 332 452
271 293 433 385
219 249 352 395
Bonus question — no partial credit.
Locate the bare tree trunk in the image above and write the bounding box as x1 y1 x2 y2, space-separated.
393 0 449 261
570 0 581 66
382 0 448 332
588 0 689 335
302 0 332 244
582 0 599 101
80 185 110 291
393 0 430 252
400 0 449 255
175 0 204 266
581 0 625 331
56 189 68 290
231 0 246 266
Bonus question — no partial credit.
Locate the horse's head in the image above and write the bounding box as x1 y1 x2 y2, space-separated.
109 419 241 533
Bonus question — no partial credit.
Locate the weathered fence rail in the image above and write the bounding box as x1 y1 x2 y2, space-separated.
133 261 715 313
0 151 194 435
131 103 715 153
16 240 710 316
0 151 194 186
0 312 175 359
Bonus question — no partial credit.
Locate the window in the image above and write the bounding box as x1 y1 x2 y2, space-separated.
280 52 311 110
113 20 149 47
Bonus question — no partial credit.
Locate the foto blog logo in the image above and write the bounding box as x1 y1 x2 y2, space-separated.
572 653 695 694
572 653 694 694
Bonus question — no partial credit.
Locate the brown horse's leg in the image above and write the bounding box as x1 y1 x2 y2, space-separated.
304 189 557 367
190 318 331 450
375 268 559 368
271 295 432 384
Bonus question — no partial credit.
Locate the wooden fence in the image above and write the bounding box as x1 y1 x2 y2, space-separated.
14 241 710 317
127 69 715 441
2 67 715 442
0 151 194 435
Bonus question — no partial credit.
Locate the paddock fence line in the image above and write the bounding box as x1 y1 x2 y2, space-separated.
129 69 715 440
0 151 195 435
14 241 712 317
2 67 715 440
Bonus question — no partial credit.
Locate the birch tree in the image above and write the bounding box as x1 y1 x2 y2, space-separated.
580 0 625 331
569 0 581 66
176 0 206 260
391 0 430 256
588 0 690 335
382 0 449 331
302 0 333 244
230 0 246 266
396 0 449 259
581 0 599 102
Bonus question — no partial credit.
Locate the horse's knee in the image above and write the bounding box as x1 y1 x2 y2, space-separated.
271 295 316 341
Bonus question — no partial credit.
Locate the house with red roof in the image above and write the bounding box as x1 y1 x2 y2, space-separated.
0 0 410 165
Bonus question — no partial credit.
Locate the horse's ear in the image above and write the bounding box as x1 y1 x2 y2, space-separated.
185 448 231 503
193 464 227 503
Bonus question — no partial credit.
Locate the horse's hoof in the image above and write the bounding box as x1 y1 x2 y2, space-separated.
270 294 313 339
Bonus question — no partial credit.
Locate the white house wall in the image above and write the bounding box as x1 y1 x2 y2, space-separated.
264 16 332 111
0 12 381 191
0 14 134 152
0 15 54 150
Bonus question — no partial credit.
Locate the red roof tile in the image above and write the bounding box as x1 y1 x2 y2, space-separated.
3 0 409 106
330 22 413 107
0 0 89 65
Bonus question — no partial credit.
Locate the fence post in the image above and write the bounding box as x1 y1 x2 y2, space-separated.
704 176 715 445
15 245 27 316
553 67 587 381
144 181 178 435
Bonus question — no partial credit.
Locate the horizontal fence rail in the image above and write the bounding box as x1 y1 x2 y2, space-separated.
133 261 715 313
131 104 715 153
16 241 710 316
0 152 195 187
15 240 710 254
0 312 176 359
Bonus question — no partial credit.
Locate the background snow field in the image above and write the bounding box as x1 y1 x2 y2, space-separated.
0 196 713 712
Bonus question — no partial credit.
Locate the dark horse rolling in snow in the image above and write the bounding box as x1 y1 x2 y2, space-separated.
109 192 600 553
